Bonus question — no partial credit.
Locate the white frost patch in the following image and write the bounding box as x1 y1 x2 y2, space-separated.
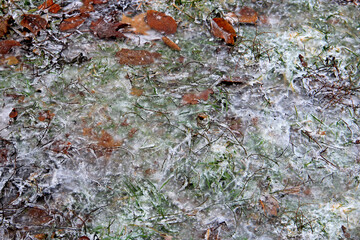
0 106 13 138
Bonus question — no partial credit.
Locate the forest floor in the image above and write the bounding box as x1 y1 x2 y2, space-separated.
1 0 360 239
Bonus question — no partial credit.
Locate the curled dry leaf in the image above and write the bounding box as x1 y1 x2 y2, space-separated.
90 18 128 39
38 0 61 13
93 0 108 4
238 6 258 24
162 36 181 51
38 110 55 121
147 10 177 34
0 40 21 54
59 15 87 31
0 16 10 38
211 18 236 45
20 14 47 35
182 89 214 105
116 48 161 65
120 13 151 35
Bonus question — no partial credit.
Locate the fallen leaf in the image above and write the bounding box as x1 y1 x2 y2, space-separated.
162 36 181 51
0 40 21 54
147 10 177 34
20 14 47 35
93 0 108 4
6 56 19 65
116 48 161 65
259 195 279 217
120 13 151 35
80 0 94 13
9 108 18 119
34 233 47 240
97 130 123 148
59 15 86 31
224 12 239 25
90 18 128 39
0 16 10 38
38 0 61 13
130 87 144 96
128 128 138 138
38 110 55 121
238 6 258 24
211 18 236 45
182 89 214 105
78 237 90 240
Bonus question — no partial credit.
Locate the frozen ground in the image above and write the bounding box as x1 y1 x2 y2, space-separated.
1 0 360 239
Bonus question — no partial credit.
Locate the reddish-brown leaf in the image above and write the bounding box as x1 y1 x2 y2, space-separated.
238 6 258 24
211 18 236 45
90 18 128 39
20 14 47 35
182 89 214 105
59 15 86 31
9 108 18 119
80 0 94 13
147 10 177 34
38 110 55 121
0 16 10 38
38 0 61 13
162 36 181 51
34 233 47 240
0 40 21 54
78 237 90 240
116 48 161 65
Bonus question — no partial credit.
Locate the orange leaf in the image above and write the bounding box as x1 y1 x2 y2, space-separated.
259 195 279 217
20 14 47 35
93 0 108 4
6 56 19 65
59 15 86 31
9 108 18 118
238 7 258 24
90 18 127 39
147 10 177 34
120 13 151 35
211 18 236 45
116 48 161 65
38 110 55 121
0 40 21 54
162 36 181 51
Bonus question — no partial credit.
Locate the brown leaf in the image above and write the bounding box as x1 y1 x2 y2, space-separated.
116 48 161 65
238 7 258 24
120 13 151 35
9 108 18 119
20 14 47 35
0 40 21 54
97 130 123 148
259 195 279 217
59 15 86 31
162 36 181 51
128 128 138 138
147 10 177 34
182 89 214 105
90 18 127 39
38 0 61 13
211 18 236 45
130 87 144 96
78 237 90 240
0 16 10 38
